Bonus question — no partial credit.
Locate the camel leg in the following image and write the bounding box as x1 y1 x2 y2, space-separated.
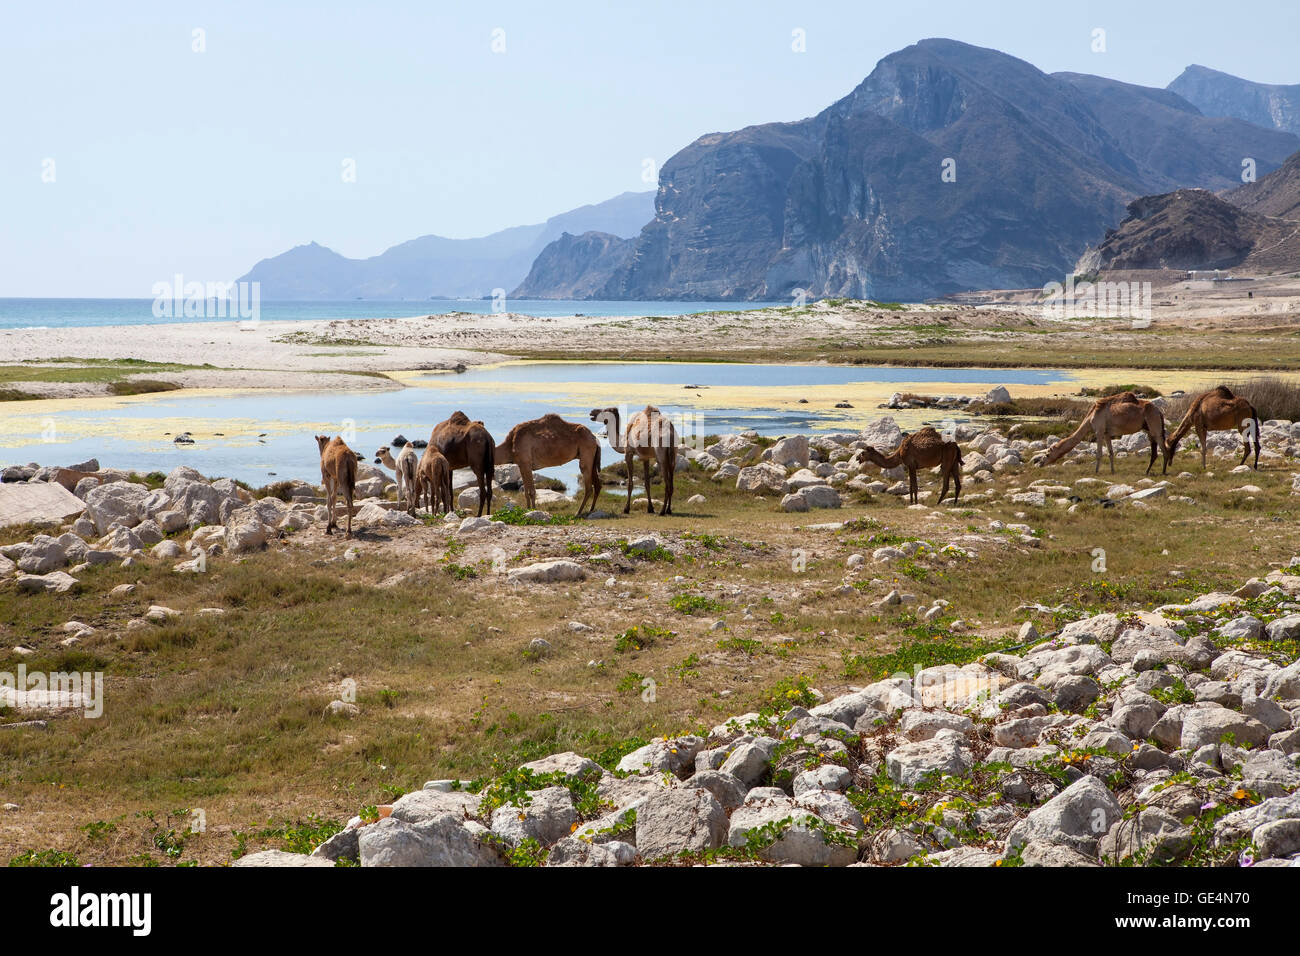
324 476 335 534
1145 433 1157 475
660 452 674 516
909 467 918 505
1093 440 1101 473
623 452 634 514
644 459 655 514
519 464 536 510
1106 439 1116 474
1253 432 1260 471
938 467 950 504
344 486 353 539
577 452 597 516
588 467 602 517
952 466 961 504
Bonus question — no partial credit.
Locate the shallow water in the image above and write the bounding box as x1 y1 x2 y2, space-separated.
0 362 1076 486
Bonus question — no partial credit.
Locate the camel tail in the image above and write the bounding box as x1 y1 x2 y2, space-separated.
341 449 357 497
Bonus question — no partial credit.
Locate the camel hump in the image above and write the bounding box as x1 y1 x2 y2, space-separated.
1211 384 1235 399
447 411 471 425
643 405 660 416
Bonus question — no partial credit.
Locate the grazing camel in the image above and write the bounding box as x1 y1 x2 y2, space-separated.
430 412 495 517
315 434 357 537
1037 391 1170 474
415 444 454 515
495 414 603 516
1165 386 1261 470
861 426 964 505
374 444 419 514
589 405 677 515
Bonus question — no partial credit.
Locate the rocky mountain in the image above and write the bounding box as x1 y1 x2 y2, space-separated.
510 231 635 299
1168 65 1300 136
526 39 1298 302
1225 148 1300 221
1077 171 1300 275
236 191 654 300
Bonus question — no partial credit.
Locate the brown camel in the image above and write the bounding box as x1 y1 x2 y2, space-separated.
590 406 678 515
430 411 495 516
415 444 454 514
495 414 603 516
1037 391 1170 474
861 426 964 505
315 434 357 537
1166 385 1260 470
374 444 419 514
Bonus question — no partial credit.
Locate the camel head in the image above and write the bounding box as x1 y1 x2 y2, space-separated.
589 407 620 434
315 434 332 455
1035 442 1066 467
374 445 393 467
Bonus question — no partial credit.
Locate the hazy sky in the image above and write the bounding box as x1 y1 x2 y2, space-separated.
3 0 1298 297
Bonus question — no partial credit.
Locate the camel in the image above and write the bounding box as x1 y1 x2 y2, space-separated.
589 405 677 515
495 414 603 516
315 434 357 537
861 426 964 505
1037 391 1170 474
374 444 419 514
1165 385 1261 470
415 444 454 515
429 412 495 517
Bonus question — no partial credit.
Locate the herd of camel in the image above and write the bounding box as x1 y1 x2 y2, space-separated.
311 386 1262 537
314 406 679 537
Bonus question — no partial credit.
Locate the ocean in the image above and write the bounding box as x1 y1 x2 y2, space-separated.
0 298 780 331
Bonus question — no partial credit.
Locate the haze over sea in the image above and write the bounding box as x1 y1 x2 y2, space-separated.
0 299 775 331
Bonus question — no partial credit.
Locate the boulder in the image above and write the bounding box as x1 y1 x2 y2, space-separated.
488 787 577 846
886 731 972 786
83 482 150 534
1005 776 1121 857
506 560 586 584
768 435 809 468
735 463 789 495
357 815 503 867
635 788 728 860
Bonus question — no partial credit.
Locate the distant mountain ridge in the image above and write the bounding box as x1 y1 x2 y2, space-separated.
521 39 1299 302
1168 65 1300 136
236 191 654 300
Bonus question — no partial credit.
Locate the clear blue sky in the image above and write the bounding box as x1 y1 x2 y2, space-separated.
3 0 1298 297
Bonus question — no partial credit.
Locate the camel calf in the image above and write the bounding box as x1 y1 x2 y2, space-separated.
316 435 357 537
416 445 454 515
375 444 419 514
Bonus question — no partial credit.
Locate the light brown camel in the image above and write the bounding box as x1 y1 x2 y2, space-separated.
1165 385 1260 470
315 434 357 537
374 444 419 514
415 444 453 515
589 405 678 515
430 412 495 517
861 426 964 505
495 414 603 516
1037 391 1170 474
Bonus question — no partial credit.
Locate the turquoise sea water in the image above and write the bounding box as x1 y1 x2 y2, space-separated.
0 298 779 330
